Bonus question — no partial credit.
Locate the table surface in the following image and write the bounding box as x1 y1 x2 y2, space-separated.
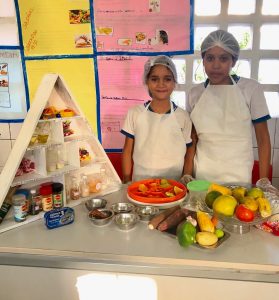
0 187 279 283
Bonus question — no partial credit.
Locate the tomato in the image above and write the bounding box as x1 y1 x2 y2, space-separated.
235 204 255 222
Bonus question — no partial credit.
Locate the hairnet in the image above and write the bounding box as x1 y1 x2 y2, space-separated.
143 55 177 83
201 30 240 61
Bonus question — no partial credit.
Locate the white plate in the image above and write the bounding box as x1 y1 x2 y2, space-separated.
127 194 186 209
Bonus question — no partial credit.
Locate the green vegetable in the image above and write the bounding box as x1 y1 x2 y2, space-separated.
177 221 197 247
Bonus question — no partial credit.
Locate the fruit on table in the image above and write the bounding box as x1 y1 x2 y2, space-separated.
247 187 264 199
235 204 255 222
197 211 215 233
212 195 237 217
177 221 197 248
205 190 222 209
242 196 258 212
257 197 272 218
208 183 232 196
215 228 224 238
138 183 148 192
196 232 218 247
174 186 183 195
232 186 247 202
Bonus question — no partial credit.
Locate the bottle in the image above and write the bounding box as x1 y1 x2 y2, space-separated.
70 176 80 200
40 184 53 212
15 189 30 214
56 145 65 169
80 175 90 198
52 182 64 208
29 189 41 215
12 194 28 222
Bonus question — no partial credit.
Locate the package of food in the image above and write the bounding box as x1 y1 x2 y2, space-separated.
44 207 74 229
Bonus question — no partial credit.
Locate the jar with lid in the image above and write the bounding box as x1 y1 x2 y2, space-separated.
29 188 41 215
15 189 30 214
40 184 53 212
52 182 64 208
70 176 80 200
80 174 90 198
12 194 28 222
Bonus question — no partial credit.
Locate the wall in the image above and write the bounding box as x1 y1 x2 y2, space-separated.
0 118 278 188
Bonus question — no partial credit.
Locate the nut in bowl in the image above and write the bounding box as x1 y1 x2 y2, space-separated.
85 198 107 211
111 202 134 214
114 213 139 230
88 208 114 226
135 205 160 221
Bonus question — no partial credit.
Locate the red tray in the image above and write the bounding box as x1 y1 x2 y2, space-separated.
127 179 187 204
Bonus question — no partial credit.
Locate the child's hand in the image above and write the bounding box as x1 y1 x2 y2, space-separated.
180 174 195 186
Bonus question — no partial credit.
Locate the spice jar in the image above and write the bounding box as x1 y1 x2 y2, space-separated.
88 174 102 193
80 175 90 198
15 189 30 214
12 194 28 222
29 188 41 215
52 182 64 208
70 176 80 200
40 184 53 212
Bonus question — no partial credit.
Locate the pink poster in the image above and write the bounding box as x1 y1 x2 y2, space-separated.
98 56 150 149
94 0 192 53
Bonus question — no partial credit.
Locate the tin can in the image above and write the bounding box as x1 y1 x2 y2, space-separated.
12 194 28 222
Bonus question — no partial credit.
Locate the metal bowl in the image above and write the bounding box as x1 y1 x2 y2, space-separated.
135 205 160 221
88 208 114 226
114 213 139 230
85 198 107 211
111 202 134 214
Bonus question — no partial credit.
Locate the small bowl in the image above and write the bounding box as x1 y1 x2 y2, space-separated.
135 206 160 221
88 208 114 226
85 198 107 211
114 213 139 230
111 202 134 214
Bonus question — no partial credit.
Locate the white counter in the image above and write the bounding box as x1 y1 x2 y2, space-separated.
0 188 279 299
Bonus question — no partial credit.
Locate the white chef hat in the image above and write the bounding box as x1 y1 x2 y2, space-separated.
143 55 177 84
201 29 240 61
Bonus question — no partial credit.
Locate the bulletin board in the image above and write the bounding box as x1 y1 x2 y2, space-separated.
0 0 194 150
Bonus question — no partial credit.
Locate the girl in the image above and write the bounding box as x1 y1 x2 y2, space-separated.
185 29 271 185
121 55 194 183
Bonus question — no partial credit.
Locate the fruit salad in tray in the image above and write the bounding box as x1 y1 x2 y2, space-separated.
127 178 187 204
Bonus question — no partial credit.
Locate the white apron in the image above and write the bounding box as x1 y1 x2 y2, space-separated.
133 102 186 181
190 77 253 185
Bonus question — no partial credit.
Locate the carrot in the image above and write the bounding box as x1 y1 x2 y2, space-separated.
148 205 180 230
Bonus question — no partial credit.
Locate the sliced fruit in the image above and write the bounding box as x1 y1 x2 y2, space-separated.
208 183 232 196
232 186 247 202
174 186 183 195
165 192 174 197
138 183 148 192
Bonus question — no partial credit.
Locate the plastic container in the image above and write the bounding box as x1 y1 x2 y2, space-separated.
52 182 64 208
186 180 211 210
70 176 80 200
40 184 53 212
88 174 102 193
80 175 90 198
12 194 28 222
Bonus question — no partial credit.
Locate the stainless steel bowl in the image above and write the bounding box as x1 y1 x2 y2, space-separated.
88 208 114 226
114 213 139 230
111 202 134 214
135 206 160 221
85 198 107 211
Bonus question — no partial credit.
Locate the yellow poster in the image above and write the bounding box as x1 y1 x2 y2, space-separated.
18 0 93 56
25 58 97 133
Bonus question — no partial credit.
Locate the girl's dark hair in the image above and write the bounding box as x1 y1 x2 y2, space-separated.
159 30 168 44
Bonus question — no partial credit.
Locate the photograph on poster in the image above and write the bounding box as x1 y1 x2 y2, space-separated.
74 34 92 48
69 9 90 24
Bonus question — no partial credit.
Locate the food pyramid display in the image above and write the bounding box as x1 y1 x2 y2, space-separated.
0 74 121 233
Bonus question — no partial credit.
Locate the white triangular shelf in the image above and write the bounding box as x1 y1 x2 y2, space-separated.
0 73 122 233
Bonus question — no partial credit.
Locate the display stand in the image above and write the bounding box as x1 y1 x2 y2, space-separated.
0 74 122 233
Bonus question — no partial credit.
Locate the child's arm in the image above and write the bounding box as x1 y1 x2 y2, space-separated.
254 121 271 179
122 136 134 183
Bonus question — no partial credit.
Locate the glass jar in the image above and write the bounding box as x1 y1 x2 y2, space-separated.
46 146 57 172
80 175 90 198
37 122 50 144
70 176 80 200
52 182 64 208
29 188 41 215
40 184 53 212
56 145 65 169
88 174 102 193
12 194 28 222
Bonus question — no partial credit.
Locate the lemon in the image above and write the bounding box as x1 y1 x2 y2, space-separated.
138 183 148 192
